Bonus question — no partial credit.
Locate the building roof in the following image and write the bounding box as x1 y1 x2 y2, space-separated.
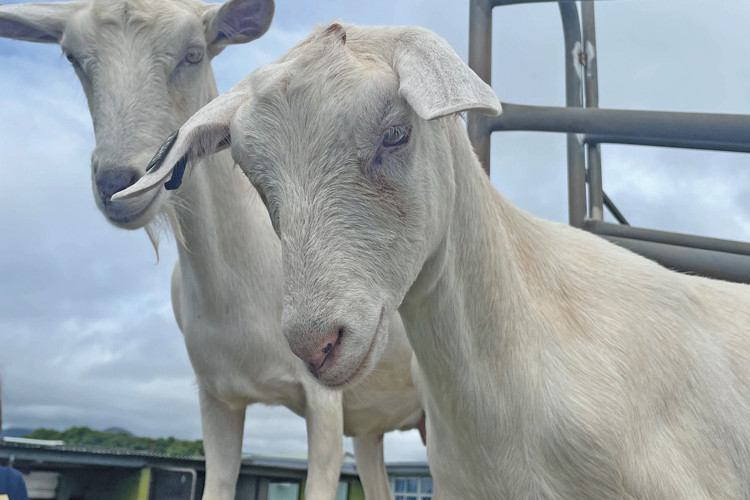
0 440 429 479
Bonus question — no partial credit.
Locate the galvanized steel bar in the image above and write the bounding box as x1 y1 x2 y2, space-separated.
492 0 575 5
468 0 494 175
602 192 629 225
488 103 750 146
599 236 750 284
493 0 618 6
585 220 750 256
585 135 750 154
581 1 604 221
558 1 587 227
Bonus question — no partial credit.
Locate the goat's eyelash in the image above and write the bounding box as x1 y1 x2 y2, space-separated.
184 47 204 64
381 125 411 148
64 52 81 68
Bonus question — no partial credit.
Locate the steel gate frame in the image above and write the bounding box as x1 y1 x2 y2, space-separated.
467 0 750 283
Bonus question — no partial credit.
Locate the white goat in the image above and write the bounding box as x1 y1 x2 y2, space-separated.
118 23 750 499
0 6 422 499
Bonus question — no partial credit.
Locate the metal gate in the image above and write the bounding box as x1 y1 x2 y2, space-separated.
467 0 750 282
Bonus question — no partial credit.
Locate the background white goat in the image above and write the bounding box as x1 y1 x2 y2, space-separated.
0 5 422 499
119 23 750 499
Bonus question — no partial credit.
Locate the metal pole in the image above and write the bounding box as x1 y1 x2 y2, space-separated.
600 236 750 284
493 0 590 5
558 1 586 227
487 103 750 149
602 192 629 225
585 135 750 154
584 220 750 257
581 1 604 221
468 0 494 175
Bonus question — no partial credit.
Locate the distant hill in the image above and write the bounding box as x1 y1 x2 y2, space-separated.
2 427 135 438
22 426 204 457
1 428 34 438
102 427 133 436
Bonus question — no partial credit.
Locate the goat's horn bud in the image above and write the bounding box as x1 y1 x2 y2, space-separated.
323 23 346 45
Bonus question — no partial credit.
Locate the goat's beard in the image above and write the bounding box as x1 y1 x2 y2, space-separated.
144 202 184 262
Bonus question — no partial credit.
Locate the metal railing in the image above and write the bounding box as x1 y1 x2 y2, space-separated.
467 0 750 283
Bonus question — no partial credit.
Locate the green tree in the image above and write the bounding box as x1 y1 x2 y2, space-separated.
24 427 204 457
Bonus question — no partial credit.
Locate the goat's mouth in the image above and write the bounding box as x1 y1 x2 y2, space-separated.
100 189 161 229
323 306 387 389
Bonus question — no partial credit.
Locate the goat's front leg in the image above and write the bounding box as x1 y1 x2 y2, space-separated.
353 434 392 500
304 386 344 500
199 385 246 500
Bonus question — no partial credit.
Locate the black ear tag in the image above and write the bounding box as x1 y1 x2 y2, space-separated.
164 154 189 190
147 130 179 173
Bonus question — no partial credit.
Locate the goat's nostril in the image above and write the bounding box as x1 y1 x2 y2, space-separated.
321 326 345 357
97 168 141 201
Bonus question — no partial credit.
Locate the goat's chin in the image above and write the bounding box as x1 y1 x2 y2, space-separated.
317 308 390 390
99 190 163 230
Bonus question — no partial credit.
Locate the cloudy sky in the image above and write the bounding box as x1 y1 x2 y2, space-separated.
1 0 749 465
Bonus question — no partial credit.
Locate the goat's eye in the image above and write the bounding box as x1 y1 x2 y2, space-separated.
381 126 410 148
65 53 80 68
185 47 204 64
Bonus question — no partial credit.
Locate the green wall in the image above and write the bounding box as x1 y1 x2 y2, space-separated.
347 481 365 500
53 468 150 500
298 480 363 500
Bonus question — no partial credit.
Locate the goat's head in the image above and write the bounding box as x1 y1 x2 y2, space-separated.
0 0 274 229
115 23 500 386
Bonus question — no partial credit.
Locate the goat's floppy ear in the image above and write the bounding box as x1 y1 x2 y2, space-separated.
394 27 501 120
112 82 251 201
204 0 274 55
0 2 85 43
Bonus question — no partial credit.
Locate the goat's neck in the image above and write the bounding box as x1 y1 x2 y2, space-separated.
161 73 278 290
167 147 281 310
400 118 538 395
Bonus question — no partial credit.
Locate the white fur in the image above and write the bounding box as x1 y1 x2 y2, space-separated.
0 7 422 500
123 23 750 499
